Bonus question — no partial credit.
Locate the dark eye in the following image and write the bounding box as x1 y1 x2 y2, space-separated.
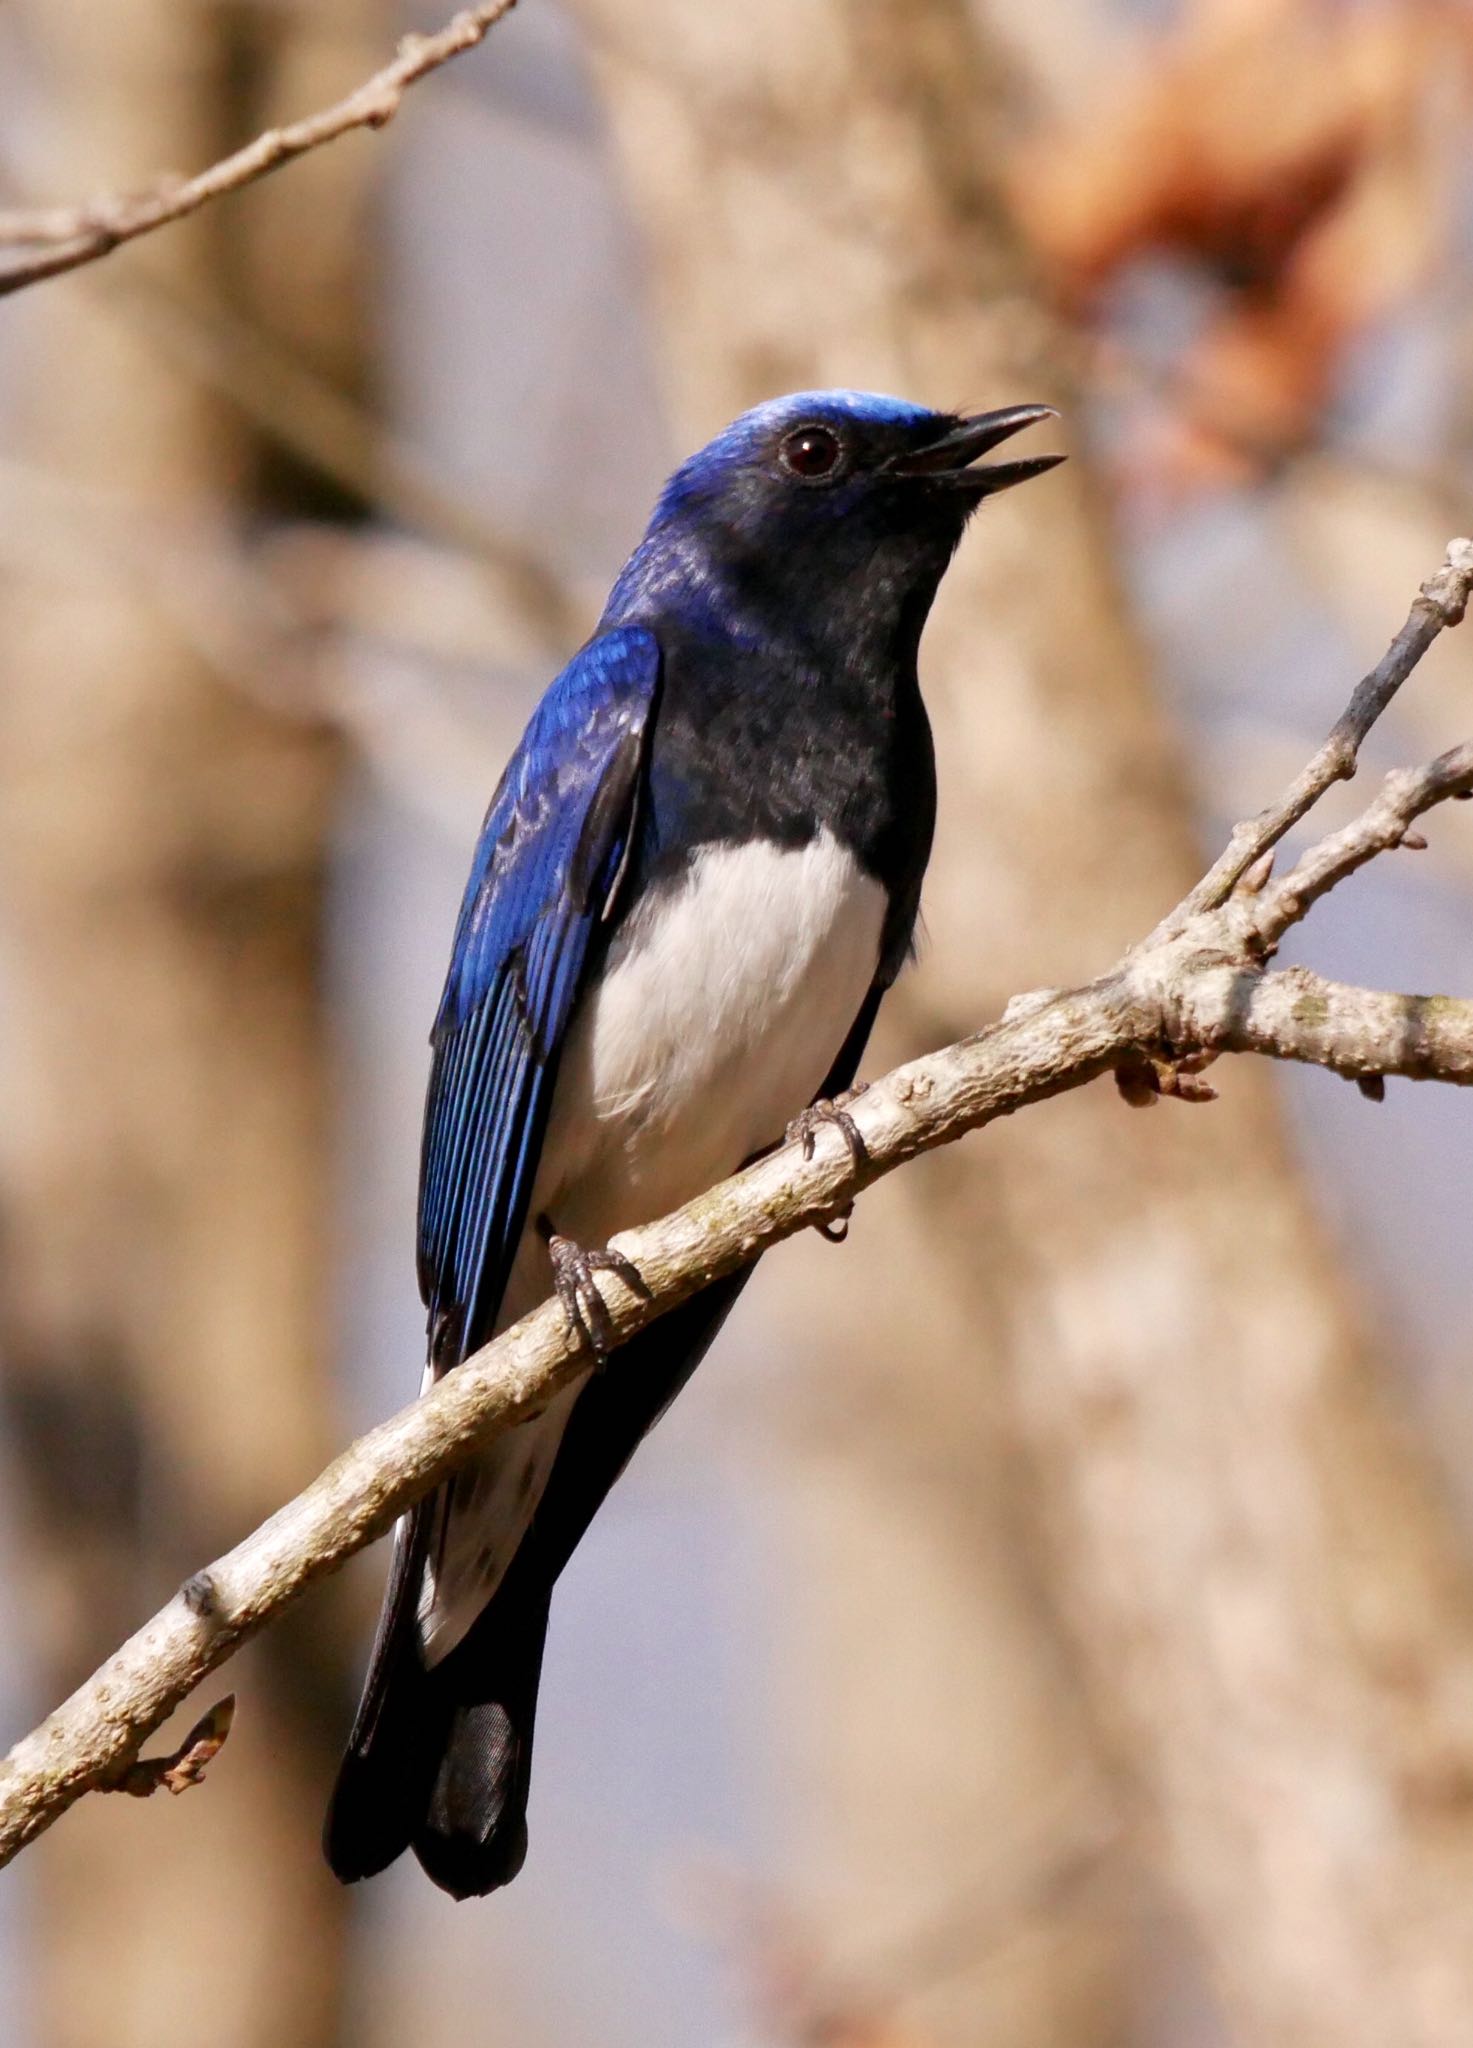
778 423 845 481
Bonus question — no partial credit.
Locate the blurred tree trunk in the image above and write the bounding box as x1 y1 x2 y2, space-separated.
572 3 1473 2044
0 2 378 2043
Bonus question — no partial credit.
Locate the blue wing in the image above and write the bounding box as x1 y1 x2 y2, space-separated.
416 625 660 1369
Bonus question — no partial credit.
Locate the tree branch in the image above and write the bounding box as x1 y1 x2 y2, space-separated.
0 539 1470 1869
1190 966 1473 1085
0 1 520 299
1163 538 1473 924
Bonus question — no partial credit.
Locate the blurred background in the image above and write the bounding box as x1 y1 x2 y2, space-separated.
2 0 1473 2043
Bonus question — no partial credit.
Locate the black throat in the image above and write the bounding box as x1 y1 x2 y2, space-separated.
618 535 945 978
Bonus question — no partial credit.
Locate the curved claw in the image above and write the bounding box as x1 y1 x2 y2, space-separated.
786 1082 870 1171
815 1206 853 1245
786 1086 869 1245
541 1218 651 1362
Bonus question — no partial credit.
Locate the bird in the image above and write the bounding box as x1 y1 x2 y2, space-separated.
324 388 1063 1899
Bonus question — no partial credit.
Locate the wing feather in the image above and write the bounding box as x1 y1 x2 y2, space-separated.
416 624 661 1365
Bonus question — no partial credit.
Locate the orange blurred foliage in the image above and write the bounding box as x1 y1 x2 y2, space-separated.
1010 0 1473 489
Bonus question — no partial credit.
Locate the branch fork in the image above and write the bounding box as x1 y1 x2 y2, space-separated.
0 541 1470 1867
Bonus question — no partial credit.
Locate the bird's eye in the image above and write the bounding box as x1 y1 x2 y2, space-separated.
778 423 845 482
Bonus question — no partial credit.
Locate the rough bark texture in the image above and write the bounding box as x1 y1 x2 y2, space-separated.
0 0 362 2040
569 3 1473 2043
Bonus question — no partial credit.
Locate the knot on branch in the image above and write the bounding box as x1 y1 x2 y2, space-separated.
1121 909 1272 1083
181 1571 220 1620
1001 986 1064 1023
1419 539 1473 628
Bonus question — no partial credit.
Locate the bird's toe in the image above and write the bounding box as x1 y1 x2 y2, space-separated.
542 1222 651 1362
786 1082 870 1169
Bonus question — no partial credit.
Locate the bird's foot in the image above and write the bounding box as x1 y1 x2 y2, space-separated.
786 1085 869 1245
787 1083 870 1168
539 1216 650 1362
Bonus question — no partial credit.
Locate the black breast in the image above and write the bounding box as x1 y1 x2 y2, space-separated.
633 622 937 985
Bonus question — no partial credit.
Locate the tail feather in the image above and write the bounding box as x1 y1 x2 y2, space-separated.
323 1647 443 1884
326 1273 757 1898
324 1572 550 1899
414 1589 549 1896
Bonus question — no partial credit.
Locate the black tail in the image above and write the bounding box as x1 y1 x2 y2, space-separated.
325 1569 552 1900
326 1272 757 1898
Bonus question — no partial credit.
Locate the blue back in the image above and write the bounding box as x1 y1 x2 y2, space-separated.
417 626 660 1364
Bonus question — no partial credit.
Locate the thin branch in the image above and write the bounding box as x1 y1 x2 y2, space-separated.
0 0 520 298
0 540 1471 1868
1163 537 1473 927
1189 967 1473 1085
1253 740 1473 940
0 977 1134 1868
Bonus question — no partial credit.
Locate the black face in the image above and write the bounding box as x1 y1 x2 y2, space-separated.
765 404 1063 505
689 402 1065 627
676 401 1065 601
622 396 1065 664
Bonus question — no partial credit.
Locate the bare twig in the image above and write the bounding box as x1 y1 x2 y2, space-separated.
0 541 1471 1867
0 0 520 298
1182 966 1473 1086
1252 741 1473 941
1163 537 1473 928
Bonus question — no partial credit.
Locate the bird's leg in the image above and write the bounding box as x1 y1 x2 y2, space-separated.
537 1213 650 1363
786 1083 869 1244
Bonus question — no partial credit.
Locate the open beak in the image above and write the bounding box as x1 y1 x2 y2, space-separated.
885 403 1064 495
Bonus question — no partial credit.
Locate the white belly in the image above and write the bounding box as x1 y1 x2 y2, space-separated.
548 828 887 1231
418 829 886 1662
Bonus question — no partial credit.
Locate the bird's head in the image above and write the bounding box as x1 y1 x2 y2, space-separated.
616 390 1064 654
